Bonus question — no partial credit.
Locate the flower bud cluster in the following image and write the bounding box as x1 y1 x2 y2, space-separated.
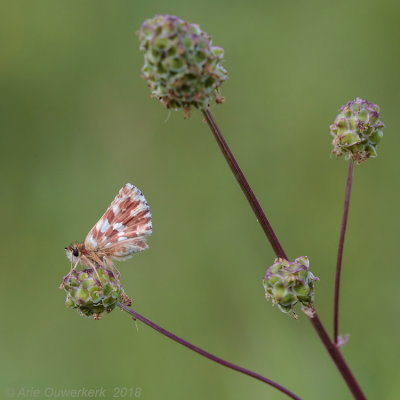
263 256 319 318
138 14 227 114
330 97 384 163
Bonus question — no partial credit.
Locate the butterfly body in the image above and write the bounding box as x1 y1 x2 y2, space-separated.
64 183 152 278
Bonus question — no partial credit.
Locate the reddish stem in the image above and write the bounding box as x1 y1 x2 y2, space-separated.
202 109 287 260
120 303 302 400
310 311 365 399
333 160 354 344
202 109 365 399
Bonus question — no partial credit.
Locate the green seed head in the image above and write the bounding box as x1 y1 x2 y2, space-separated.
330 97 385 164
137 14 227 116
60 267 129 320
263 256 319 318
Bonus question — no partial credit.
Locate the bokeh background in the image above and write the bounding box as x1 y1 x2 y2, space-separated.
1 1 399 399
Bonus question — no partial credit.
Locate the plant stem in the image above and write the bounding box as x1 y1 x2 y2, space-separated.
119 303 302 400
333 160 354 345
202 109 287 260
310 311 365 399
202 109 365 399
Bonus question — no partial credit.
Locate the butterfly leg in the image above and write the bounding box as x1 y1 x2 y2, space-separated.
103 257 120 280
79 256 103 286
90 264 102 283
66 259 80 278
72 259 80 271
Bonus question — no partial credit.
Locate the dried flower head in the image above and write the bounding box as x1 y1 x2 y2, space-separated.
330 97 384 164
263 256 319 318
138 14 227 115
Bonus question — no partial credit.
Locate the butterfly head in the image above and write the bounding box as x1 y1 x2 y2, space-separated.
65 243 81 263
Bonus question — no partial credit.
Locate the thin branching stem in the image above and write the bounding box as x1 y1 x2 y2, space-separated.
202 108 366 399
202 109 287 260
120 304 302 400
310 311 366 399
333 160 354 345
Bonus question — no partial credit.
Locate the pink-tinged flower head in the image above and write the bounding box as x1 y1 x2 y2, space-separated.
263 256 319 318
330 97 385 164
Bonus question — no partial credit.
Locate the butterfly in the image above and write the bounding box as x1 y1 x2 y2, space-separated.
64 183 152 281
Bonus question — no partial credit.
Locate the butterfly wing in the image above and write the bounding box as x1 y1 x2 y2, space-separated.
84 183 152 260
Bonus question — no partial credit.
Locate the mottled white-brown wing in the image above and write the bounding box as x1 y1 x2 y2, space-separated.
84 183 152 260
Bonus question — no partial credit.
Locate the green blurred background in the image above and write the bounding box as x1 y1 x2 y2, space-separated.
1 1 399 399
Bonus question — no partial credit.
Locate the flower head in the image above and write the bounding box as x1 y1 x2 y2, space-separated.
330 97 384 164
263 256 319 318
60 267 130 320
137 14 227 116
